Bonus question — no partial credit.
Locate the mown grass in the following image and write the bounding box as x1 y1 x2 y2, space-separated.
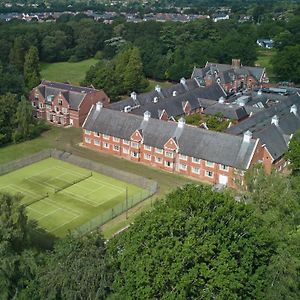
0 127 197 237
255 48 277 82
40 58 99 84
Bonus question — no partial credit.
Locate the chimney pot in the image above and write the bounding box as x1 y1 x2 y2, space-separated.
144 111 151 121
290 104 297 115
130 91 137 100
243 130 252 143
178 117 186 128
271 115 279 126
96 101 103 112
155 85 161 93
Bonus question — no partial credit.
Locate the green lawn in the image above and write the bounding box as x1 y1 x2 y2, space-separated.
40 58 99 84
0 158 144 237
144 79 174 92
255 48 277 82
0 127 197 238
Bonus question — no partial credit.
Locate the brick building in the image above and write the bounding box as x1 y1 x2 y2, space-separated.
82 103 263 188
30 80 110 127
192 59 269 92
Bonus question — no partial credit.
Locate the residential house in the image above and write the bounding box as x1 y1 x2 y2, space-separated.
82 103 262 188
30 81 110 127
256 39 274 49
191 59 269 92
226 93 300 172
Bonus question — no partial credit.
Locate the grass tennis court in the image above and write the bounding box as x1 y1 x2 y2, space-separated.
0 158 145 237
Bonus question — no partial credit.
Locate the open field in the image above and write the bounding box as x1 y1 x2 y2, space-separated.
0 158 144 237
0 127 197 237
41 58 99 84
255 48 277 82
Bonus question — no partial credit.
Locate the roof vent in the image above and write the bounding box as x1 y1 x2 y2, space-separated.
290 104 297 115
130 91 137 100
144 111 151 121
243 130 252 143
271 115 279 127
155 85 161 93
153 96 158 103
180 77 186 85
172 91 177 97
257 89 262 96
96 101 103 112
124 106 132 113
178 117 186 128
218 96 225 104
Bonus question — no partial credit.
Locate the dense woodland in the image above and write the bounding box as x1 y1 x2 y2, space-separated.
1 142 300 299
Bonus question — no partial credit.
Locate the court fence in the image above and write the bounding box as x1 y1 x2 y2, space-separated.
0 149 158 236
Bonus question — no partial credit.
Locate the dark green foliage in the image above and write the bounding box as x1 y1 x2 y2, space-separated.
24 46 41 91
26 233 112 300
285 130 300 174
108 184 274 299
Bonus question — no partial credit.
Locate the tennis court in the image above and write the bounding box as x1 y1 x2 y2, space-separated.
0 158 144 236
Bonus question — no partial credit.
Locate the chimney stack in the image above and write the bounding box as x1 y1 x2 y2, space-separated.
178 117 186 128
271 115 279 127
232 59 241 69
290 104 297 115
218 96 225 104
130 91 137 100
180 77 186 85
155 85 161 93
243 130 252 143
96 101 103 112
143 111 151 121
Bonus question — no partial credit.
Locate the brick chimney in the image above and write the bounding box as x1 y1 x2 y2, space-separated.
232 59 241 69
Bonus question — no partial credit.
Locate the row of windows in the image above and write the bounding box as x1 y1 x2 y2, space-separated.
84 136 229 171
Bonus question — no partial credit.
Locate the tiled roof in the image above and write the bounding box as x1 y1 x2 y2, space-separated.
83 106 257 169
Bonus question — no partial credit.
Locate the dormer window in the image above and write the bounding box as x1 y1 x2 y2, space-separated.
58 99 63 105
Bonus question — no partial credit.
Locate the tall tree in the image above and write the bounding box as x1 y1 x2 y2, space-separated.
9 37 27 72
29 233 112 300
285 130 300 174
13 96 34 143
109 184 275 299
23 46 41 91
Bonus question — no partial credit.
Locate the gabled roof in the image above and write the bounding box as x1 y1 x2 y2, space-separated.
37 80 103 110
226 94 300 160
204 103 249 120
83 106 258 170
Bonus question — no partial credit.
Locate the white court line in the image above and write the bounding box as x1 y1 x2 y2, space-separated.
46 198 81 216
61 190 100 207
55 166 126 192
3 184 41 200
24 167 58 181
37 208 61 221
25 177 57 190
83 185 105 196
27 205 46 216
50 214 79 233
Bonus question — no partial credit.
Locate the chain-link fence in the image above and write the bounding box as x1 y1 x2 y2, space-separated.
0 149 158 235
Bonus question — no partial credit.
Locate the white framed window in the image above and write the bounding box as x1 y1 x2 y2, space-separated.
62 107 68 114
179 154 187 161
179 164 187 171
123 147 129 154
113 145 120 151
32 102 36 107
39 102 44 109
192 157 201 164
131 142 139 149
165 151 174 158
113 137 120 142
85 130 91 135
94 139 100 146
164 161 173 168
155 157 162 164
205 161 215 167
131 151 139 158
85 137 91 144
155 148 163 154
55 106 59 112
192 167 200 174
103 142 109 149
58 99 63 105
144 145 152 151
103 134 110 140
94 132 100 137
220 164 229 171
205 170 214 178
144 153 151 160
123 139 130 145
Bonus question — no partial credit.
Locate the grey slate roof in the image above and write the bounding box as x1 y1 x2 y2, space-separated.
38 80 100 110
108 78 203 112
83 106 257 170
204 103 249 120
226 94 300 160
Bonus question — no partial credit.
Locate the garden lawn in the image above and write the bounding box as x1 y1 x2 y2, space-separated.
40 58 99 84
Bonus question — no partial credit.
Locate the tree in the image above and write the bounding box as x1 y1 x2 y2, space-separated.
13 96 34 143
30 233 112 300
108 184 275 299
9 36 27 72
123 47 148 93
24 46 41 91
285 129 300 174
